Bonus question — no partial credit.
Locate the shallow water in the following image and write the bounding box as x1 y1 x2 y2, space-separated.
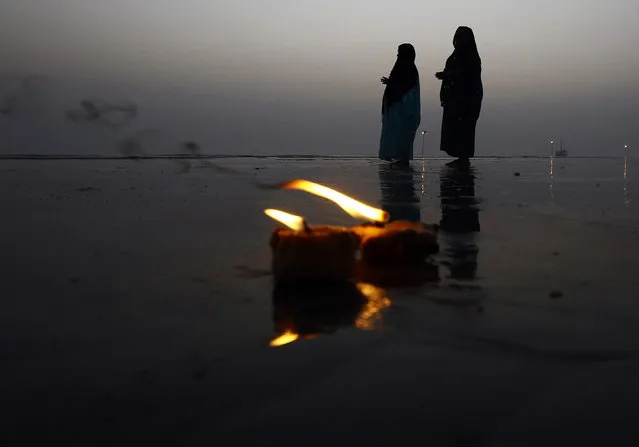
1 157 638 445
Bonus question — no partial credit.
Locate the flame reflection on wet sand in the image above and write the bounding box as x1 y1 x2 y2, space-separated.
268 282 390 347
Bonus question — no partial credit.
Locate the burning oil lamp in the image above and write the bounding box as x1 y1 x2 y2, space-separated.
351 220 439 266
351 220 440 287
265 209 359 282
278 179 438 263
265 179 440 284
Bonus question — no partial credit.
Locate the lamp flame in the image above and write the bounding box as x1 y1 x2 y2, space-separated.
264 209 306 232
279 179 389 223
269 330 299 347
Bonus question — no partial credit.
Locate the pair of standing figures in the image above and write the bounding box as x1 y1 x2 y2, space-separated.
379 26 483 168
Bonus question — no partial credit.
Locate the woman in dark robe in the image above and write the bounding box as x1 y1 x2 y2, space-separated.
379 43 421 166
436 27 483 167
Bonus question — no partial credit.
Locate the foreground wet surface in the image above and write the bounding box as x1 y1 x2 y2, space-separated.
1 157 638 445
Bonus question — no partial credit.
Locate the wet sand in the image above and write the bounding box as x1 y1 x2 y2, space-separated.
1 157 639 446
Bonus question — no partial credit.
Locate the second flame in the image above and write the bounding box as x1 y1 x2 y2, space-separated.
280 179 389 223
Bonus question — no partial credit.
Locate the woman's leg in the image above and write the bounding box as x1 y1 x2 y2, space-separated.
443 111 476 167
440 107 454 156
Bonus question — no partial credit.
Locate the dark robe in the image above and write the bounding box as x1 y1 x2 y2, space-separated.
382 44 419 113
379 43 421 161
439 44 483 158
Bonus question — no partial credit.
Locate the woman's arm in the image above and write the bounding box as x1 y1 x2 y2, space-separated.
435 68 465 80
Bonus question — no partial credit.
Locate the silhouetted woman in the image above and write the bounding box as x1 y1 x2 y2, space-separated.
436 27 483 168
379 43 421 166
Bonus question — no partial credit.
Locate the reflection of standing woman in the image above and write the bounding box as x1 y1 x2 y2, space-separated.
379 43 421 166
436 27 483 168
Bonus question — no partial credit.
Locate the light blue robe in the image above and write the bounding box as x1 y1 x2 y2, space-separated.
379 84 421 161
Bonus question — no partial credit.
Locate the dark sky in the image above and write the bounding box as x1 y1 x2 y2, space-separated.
1 1 638 156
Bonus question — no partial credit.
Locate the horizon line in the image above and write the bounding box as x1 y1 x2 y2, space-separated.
0 154 629 161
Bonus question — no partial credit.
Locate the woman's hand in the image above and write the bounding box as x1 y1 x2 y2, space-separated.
380 76 389 85
435 71 445 80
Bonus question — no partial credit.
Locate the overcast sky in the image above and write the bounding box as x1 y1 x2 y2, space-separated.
1 0 638 156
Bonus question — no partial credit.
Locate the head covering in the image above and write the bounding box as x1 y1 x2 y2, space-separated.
440 27 483 117
452 26 481 67
382 43 419 114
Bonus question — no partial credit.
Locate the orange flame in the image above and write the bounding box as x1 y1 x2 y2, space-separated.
269 330 299 347
264 209 306 232
280 179 389 223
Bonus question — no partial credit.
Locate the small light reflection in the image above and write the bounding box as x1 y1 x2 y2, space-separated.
355 283 391 330
624 155 630 207
420 160 426 196
269 330 299 347
549 156 555 201
624 155 628 181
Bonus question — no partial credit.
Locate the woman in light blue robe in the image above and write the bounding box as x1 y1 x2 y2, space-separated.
379 43 421 166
